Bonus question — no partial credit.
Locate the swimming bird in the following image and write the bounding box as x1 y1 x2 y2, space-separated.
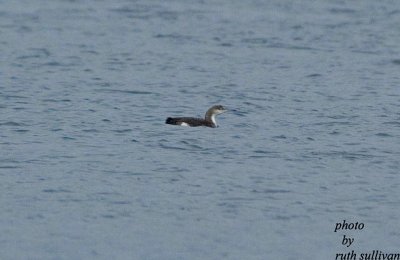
165 105 227 128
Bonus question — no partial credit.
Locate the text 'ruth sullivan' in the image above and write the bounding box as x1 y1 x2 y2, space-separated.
336 250 399 260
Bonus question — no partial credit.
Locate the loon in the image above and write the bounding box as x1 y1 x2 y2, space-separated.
165 105 227 128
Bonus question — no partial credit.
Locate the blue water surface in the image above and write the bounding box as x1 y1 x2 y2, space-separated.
1 1 399 259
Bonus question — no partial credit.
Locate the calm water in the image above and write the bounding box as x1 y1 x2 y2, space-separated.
1 1 399 259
